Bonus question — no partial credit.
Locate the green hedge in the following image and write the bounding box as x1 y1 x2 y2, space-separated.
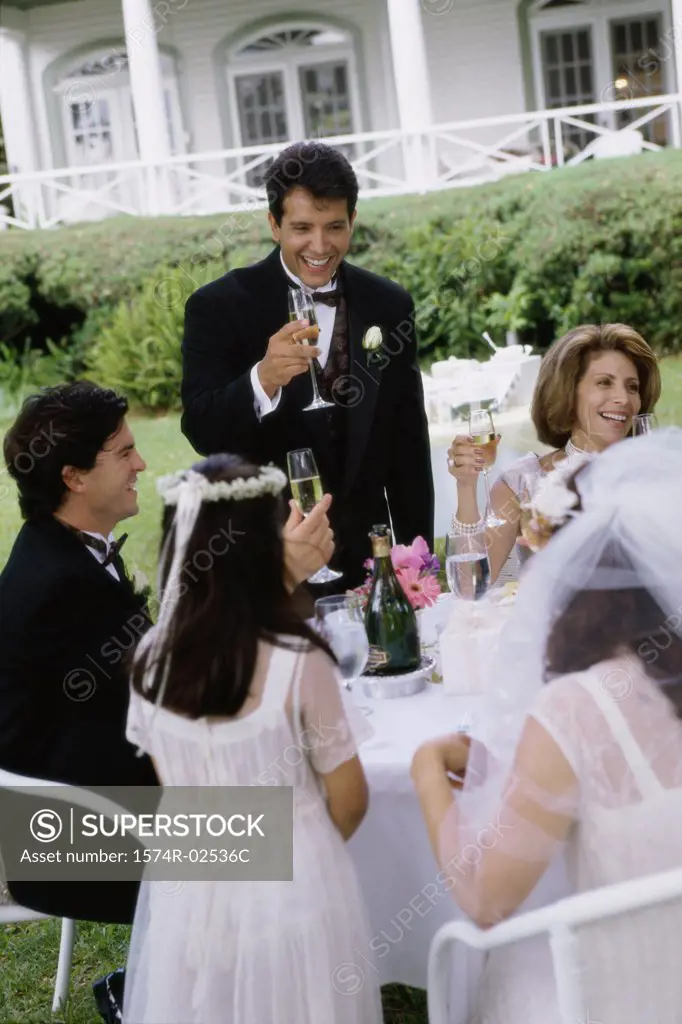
2 150 682 411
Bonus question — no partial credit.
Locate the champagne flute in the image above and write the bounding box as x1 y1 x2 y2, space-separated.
633 413 658 436
287 287 334 412
445 532 491 601
286 448 342 585
468 405 505 529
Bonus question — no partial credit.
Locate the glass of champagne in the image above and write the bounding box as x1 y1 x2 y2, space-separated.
286 448 342 585
445 532 491 601
287 287 333 412
633 413 658 436
468 405 505 529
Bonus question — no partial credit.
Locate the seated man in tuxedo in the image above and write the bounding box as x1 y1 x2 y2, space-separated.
0 380 333 1020
181 141 434 587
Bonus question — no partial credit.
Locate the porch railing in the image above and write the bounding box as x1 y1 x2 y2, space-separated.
1 93 680 230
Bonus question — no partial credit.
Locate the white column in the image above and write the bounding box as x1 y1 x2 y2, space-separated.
0 26 40 225
386 0 434 186
672 0 682 148
121 0 173 212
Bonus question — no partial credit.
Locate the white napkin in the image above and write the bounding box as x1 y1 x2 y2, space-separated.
439 591 514 695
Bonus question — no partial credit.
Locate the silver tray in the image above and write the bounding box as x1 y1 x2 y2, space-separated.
360 655 436 699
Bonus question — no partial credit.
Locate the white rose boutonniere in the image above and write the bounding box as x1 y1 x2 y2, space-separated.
132 569 153 606
362 325 383 365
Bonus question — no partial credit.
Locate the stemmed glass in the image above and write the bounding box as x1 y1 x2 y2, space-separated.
633 413 658 436
286 448 342 585
468 405 505 529
287 287 334 412
445 532 491 602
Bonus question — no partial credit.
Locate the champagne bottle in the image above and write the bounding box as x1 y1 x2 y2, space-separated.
364 525 421 675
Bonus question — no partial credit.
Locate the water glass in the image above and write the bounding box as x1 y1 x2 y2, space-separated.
314 595 369 692
445 532 491 601
633 413 658 436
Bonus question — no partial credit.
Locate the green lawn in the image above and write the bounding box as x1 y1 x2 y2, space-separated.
1 355 682 1021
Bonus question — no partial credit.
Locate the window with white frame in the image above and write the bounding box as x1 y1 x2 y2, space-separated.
55 48 185 168
530 0 672 151
227 25 360 186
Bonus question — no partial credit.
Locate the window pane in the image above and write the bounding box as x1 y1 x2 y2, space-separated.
299 60 354 138
548 68 561 102
565 66 576 98
541 27 595 148
235 72 288 146
580 64 593 94
545 35 558 64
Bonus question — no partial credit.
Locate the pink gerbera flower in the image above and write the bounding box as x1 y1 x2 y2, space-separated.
396 567 441 609
391 544 422 572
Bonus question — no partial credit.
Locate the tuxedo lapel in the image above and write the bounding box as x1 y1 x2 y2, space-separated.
42 519 141 612
342 264 384 496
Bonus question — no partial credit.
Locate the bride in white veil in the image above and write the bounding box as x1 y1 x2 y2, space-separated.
412 427 682 1024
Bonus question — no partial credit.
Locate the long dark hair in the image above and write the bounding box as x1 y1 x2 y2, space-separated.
545 481 682 715
131 454 332 718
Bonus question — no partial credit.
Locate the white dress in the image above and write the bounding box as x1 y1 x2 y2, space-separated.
122 640 383 1024
472 655 682 1023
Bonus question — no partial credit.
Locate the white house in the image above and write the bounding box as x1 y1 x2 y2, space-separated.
2 0 682 228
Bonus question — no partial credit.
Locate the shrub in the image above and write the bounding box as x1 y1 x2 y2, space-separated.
85 261 228 411
3 149 682 409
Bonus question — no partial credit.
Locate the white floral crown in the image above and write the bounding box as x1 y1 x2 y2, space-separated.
156 465 288 505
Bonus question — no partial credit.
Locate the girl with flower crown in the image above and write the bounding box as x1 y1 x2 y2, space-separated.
122 453 382 1024
447 324 660 582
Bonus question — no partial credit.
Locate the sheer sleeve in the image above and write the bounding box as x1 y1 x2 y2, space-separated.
427 677 582 928
295 647 373 775
497 452 542 500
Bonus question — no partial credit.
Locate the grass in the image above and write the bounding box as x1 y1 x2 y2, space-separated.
1 355 682 1020
0 918 428 1023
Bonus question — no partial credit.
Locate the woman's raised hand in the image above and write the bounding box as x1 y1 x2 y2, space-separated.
447 435 499 485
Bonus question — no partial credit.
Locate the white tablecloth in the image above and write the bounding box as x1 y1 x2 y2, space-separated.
347 683 570 1021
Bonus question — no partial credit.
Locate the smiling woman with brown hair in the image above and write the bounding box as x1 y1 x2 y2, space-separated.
447 322 661 583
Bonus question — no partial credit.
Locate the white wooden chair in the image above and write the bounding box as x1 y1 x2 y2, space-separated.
0 902 75 1013
428 865 682 1024
0 766 82 1013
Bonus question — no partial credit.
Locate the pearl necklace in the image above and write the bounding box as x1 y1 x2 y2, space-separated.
565 438 596 461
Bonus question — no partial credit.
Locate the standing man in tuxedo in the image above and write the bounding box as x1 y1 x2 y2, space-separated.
181 141 434 586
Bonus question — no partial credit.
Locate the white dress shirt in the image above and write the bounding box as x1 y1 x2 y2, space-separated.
83 530 121 582
250 253 339 419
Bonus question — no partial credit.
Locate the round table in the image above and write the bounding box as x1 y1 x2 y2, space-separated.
346 685 482 998
346 682 569 1023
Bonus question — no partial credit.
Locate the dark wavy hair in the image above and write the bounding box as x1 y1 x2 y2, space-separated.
545 472 682 715
131 453 333 719
3 381 128 520
265 141 359 225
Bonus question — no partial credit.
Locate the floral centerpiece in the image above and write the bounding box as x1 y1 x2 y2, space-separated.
351 536 442 610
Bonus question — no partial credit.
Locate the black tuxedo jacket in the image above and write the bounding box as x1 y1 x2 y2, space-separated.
0 517 158 922
181 248 434 585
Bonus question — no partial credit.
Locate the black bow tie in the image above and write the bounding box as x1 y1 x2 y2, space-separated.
310 290 343 307
67 525 128 567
